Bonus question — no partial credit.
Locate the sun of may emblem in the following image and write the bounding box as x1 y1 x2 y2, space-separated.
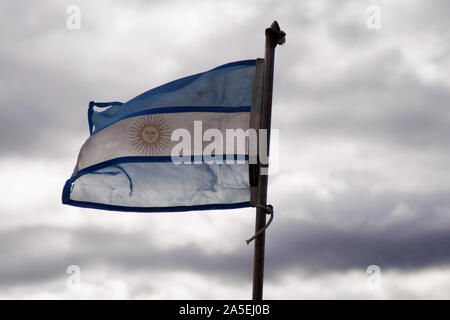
129 115 171 156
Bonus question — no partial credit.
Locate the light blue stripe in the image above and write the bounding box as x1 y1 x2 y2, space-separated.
89 60 257 134
64 161 251 210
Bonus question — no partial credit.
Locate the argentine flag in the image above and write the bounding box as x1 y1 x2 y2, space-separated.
62 59 264 212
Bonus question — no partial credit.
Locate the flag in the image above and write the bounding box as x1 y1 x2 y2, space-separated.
62 59 264 212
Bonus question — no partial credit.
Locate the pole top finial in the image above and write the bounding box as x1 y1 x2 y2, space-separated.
266 21 286 46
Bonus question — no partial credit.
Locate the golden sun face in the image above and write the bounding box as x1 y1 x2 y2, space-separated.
129 115 170 156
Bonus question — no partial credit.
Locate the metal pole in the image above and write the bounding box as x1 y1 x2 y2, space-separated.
252 21 285 300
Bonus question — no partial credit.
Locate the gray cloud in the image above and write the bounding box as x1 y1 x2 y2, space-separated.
1 0 450 298
0 225 252 287
2 185 450 289
268 211 450 277
277 48 450 152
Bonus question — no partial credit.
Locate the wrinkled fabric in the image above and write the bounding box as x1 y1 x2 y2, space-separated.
62 60 257 212
90 60 256 134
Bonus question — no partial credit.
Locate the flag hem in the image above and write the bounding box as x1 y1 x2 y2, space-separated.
62 184 251 213
63 155 251 212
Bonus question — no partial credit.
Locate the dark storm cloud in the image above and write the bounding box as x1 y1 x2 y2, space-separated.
1 0 450 298
0 225 252 287
0 1 100 158
0 58 92 158
2 187 450 288
276 47 450 151
265 188 450 277
0 0 280 158
1 0 448 159
262 220 450 284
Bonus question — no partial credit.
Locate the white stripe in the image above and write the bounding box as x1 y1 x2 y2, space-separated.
75 112 250 171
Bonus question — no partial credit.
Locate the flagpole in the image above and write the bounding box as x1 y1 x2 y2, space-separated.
252 21 286 300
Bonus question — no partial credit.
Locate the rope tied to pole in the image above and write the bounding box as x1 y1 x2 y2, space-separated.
246 204 274 245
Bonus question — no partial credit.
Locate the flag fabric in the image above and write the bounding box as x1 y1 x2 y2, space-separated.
62 59 264 212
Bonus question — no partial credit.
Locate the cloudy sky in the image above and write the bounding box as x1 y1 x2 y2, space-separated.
1 0 450 299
